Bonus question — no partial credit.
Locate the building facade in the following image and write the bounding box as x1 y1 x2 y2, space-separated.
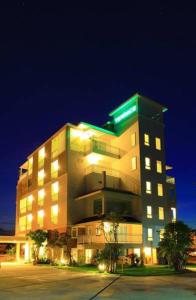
15 93 177 263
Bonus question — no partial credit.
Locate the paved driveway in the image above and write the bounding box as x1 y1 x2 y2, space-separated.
0 264 195 299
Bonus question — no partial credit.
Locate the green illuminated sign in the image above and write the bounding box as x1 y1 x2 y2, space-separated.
114 105 137 123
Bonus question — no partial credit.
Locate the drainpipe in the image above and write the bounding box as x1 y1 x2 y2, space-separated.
102 171 106 188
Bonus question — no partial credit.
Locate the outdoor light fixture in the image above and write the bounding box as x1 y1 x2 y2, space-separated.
104 222 110 233
98 263 106 272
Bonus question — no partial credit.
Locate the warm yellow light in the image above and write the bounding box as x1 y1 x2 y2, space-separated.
27 214 33 221
38 169 45 179
52 160 59 171
52 204 58 215
38 189 45 198
39 147 45 159
28 195 33 202
52 181 59 194
144 247 151 256
71 128 94 140
98 263 106 272
87 153 101 165
38 210 44 217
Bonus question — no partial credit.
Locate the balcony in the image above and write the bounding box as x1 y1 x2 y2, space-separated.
166 176 175 184
86 139 121 159
77 234 142 245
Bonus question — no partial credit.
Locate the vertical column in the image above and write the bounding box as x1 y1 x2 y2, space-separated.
16 243 20 261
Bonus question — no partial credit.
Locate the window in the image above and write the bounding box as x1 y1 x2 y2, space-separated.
147 206 152 218
38 189 45 206
144 133 150 146
38 147 45 168
51 205 58 224
20 198 26 214
26 214 32 230
145 157 151 170
37 210 44 227
93 199 102 215
148 228 153 241
155 137 161 150
131 133 136 146
51 160 59 179
51 131 65 159
146 181 151 194
96 225 101 236
171 207 176 222
19 216 26 231
160 228 165 240
51 181 59 201
28 157 33 175
131 156 137 170
38 169 45 186
157 183 163 196
159 207 164 220
27 195 33 211
156 160 162 173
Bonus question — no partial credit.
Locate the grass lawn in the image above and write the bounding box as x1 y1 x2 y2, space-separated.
57 264 183 276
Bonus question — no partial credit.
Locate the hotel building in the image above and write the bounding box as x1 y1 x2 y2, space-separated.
15 93 177 263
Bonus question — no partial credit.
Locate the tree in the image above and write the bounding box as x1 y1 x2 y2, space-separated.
159 221 193 271
98 212 122 273
27 230 48 264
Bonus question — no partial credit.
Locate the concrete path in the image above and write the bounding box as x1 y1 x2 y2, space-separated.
0 264 195 299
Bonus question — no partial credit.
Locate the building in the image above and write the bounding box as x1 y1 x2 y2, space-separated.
15 93 177 263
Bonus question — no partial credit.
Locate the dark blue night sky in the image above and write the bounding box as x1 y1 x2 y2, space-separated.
0 2 196 231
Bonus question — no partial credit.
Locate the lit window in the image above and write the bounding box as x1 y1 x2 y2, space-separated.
51 131 65 159
26 214 32 230
159 207 164 220
27 195 33 211
155 137 161 150
146 181 151 194
38 147 45 168
148 228 153 241
144 134 150 146
156 160 162 173
157 183 163 196
51 181 59 201
51 160 59 179
171 207 176 222
131 156 137 170
145 157 151 170
51 205 58 224
19 216 26 231
131 133 136 146
20 198 27 214
37 210 44 227
38 169 45 186
160 228 165 240
38 189 45 206
147 206 152 218
28 157 33 175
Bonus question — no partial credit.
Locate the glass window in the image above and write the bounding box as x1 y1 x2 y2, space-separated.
38 147 45 168
159 207 164 220
20 198 27 214
37 210 44 227
171 207 176 222
38 189 45 206
131 133 136 146
160 228 165 240
51 131 65 159
148 228 153 241
28 157 33 175
147 206 152 218
156 160 162 173
51 205 58 224
144 133 150 146
155 137 161 150
51 181 59 201
26 214 32 230
131 156 137 170
145 157 151 170
38 169 45 186
157 183 163 196
51 160 59 179
146 181 151 194
93 199 102 215
19 216 26 231
27 195 33 211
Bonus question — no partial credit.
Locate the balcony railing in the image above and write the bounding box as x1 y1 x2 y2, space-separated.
86 165 120 178
77 234 142 244
166 176 175 184
86 139 121 159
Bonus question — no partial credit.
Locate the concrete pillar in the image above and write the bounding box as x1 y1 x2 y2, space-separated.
16 243 20 262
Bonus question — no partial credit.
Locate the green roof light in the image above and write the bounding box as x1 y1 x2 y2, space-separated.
114 105 137 124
